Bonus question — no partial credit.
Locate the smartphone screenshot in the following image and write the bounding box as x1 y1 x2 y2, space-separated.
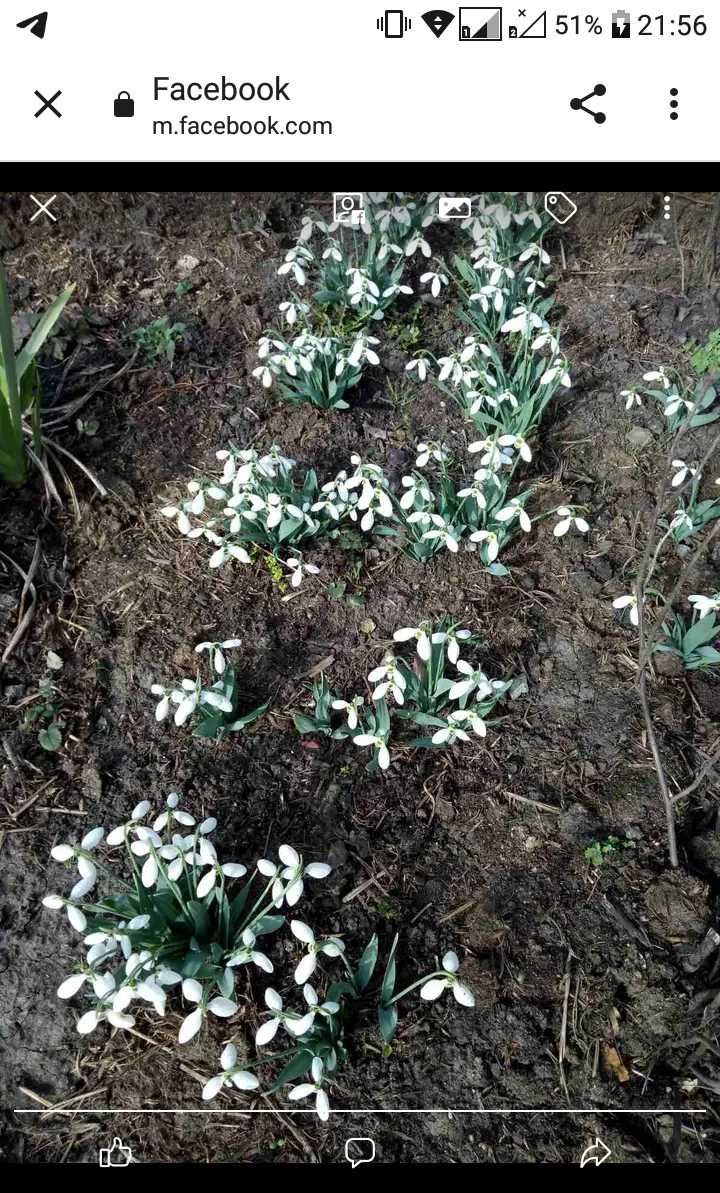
1 0 719 1171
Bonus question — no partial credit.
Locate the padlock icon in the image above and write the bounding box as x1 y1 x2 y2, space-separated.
114 91 135 118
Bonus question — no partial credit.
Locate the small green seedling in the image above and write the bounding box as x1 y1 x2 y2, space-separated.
584 836 625 867
656 612 720 671
132 317 186 364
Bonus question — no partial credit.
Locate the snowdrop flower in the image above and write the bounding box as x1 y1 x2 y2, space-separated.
449 707 487 737
553 506 590 537
415 441 449 468
400 474 432 510
501 305 544 336
540 361 572 388
525 277 547 297
202 1043 259 1101
288 1056 330 1122
670 508 694 533
612 593 640 627
519 243 551 267
42 893 89 933
279 299 309 326
151 792 195 832
469 529 500 562
460 335 492 363
368 656 406 705
499 433 532 463
469 285 504 314
256 987 312 1044
195 839 247 899
209 543 251 569
226 927 274 973
531 330 560 355
420 951 475 1007
621 388 641 410
178 978 237 1043
285 557 321 589
468 437 513 470
422 518 460 554
356 478 393 532
265 492 304 530
420 270 448 298
290 921 345 985
688 593 720 618
405 233 432 259
278 245 312 285
497 499 531 534
382 281 413 299
347 268 380 308
253 364 273 389
664 394 695 419
393 623 434 662
442 627 472 665
449 661 494 702
438 354 478 389
406 357 429 382
671 459 698 488
321 241 342 262
348 334 380 368
194 638 243 675
457 474 488 509
51 827 104 887
331 696 365 730
354 730 391 771
431 720 470 746
272 844 331 907
643 368 671 390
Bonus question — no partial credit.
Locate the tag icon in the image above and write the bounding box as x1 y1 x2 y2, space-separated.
114 91 135 118
99 1136 133 1166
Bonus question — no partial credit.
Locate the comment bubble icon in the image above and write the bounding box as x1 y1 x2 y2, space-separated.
344 1137 376 1167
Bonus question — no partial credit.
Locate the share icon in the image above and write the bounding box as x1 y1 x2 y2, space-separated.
569 83 607 124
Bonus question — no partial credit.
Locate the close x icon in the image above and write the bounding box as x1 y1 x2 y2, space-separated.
34 88 62 118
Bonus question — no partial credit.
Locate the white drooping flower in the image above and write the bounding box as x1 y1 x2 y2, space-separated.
431 720 470 746
688 593 720 618
498 433 532 463
449 708 487 737
420 950 475 1007
442 627 472 665
178 977 237 1043
285 557 321 589
553 506 590 537
290 921 345 985
643 368 671 390
202 1043 260 1101
331 696 365 730
194 638 243 675
501 305 545 336
226 927 274 973
449 660 494 703
420 270 448 298
368 657 406 705
496 499 531 534
421 516 460 554
665 394 695 419
612 593 640 627
518 242 551 267
393 623 433 662
195 837 248 898
106 801 152 846
353 731 391 771
405 357 429 382
621 388 641 410
415 441 449 469
469 529 499 562
288 1056 330 1122
671 459 698 488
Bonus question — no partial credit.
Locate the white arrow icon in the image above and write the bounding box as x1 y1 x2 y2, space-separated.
579 1137 612 1167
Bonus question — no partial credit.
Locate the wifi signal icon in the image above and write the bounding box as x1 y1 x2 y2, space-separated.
421 9 455 38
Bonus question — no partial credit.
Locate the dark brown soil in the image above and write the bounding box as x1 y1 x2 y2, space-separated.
1 192 719 1166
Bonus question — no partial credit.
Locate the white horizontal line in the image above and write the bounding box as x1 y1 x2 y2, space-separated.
14 1108 706 1116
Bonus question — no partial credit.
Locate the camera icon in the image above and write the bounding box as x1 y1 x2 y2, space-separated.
333 192 365 226
544 192 578 225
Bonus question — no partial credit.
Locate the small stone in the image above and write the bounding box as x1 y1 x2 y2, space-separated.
359 618 376 635
435 797 455 823
654 650 685 678
626 426 654 450
176 254 200 276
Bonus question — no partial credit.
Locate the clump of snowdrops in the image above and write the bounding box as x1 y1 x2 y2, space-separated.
43 793 475 1120
294 620 516 772
149 638 268 740
253 329 380 411
161 438 588 581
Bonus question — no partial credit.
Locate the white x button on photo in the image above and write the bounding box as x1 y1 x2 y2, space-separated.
30 194 58 223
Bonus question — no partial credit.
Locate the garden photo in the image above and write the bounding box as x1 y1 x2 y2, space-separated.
1 190 719 1165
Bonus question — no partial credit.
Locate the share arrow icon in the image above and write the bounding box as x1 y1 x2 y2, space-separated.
17 11 48 39
421 9 455 38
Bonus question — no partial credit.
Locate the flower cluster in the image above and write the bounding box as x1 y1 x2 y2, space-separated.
149 638 268 741
295 620 515 772
44 796 473 1121
253 330 379 410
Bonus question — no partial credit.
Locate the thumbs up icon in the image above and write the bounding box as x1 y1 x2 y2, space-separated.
99 1137 133 1166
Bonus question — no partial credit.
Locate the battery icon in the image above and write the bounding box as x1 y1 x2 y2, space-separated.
376 10 412 37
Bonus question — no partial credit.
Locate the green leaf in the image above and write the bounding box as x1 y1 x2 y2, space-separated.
487 562 510 577
16 284 75 382
381 933 399 1004
409 712 448 728
683 614 718 654
226 700 269 733
378 1004 399 1043
217 968 235 999
355 934 379 993
293 713 327 735
187 900 211 942
252 914 285 936
38 722 62 751
267 1049 315 1093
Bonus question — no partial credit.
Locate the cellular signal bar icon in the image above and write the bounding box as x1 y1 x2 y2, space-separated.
377 9 412 37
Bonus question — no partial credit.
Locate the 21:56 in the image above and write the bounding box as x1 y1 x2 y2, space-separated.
638 14 708 35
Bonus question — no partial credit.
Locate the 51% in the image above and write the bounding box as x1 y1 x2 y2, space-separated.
556 14 604 35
